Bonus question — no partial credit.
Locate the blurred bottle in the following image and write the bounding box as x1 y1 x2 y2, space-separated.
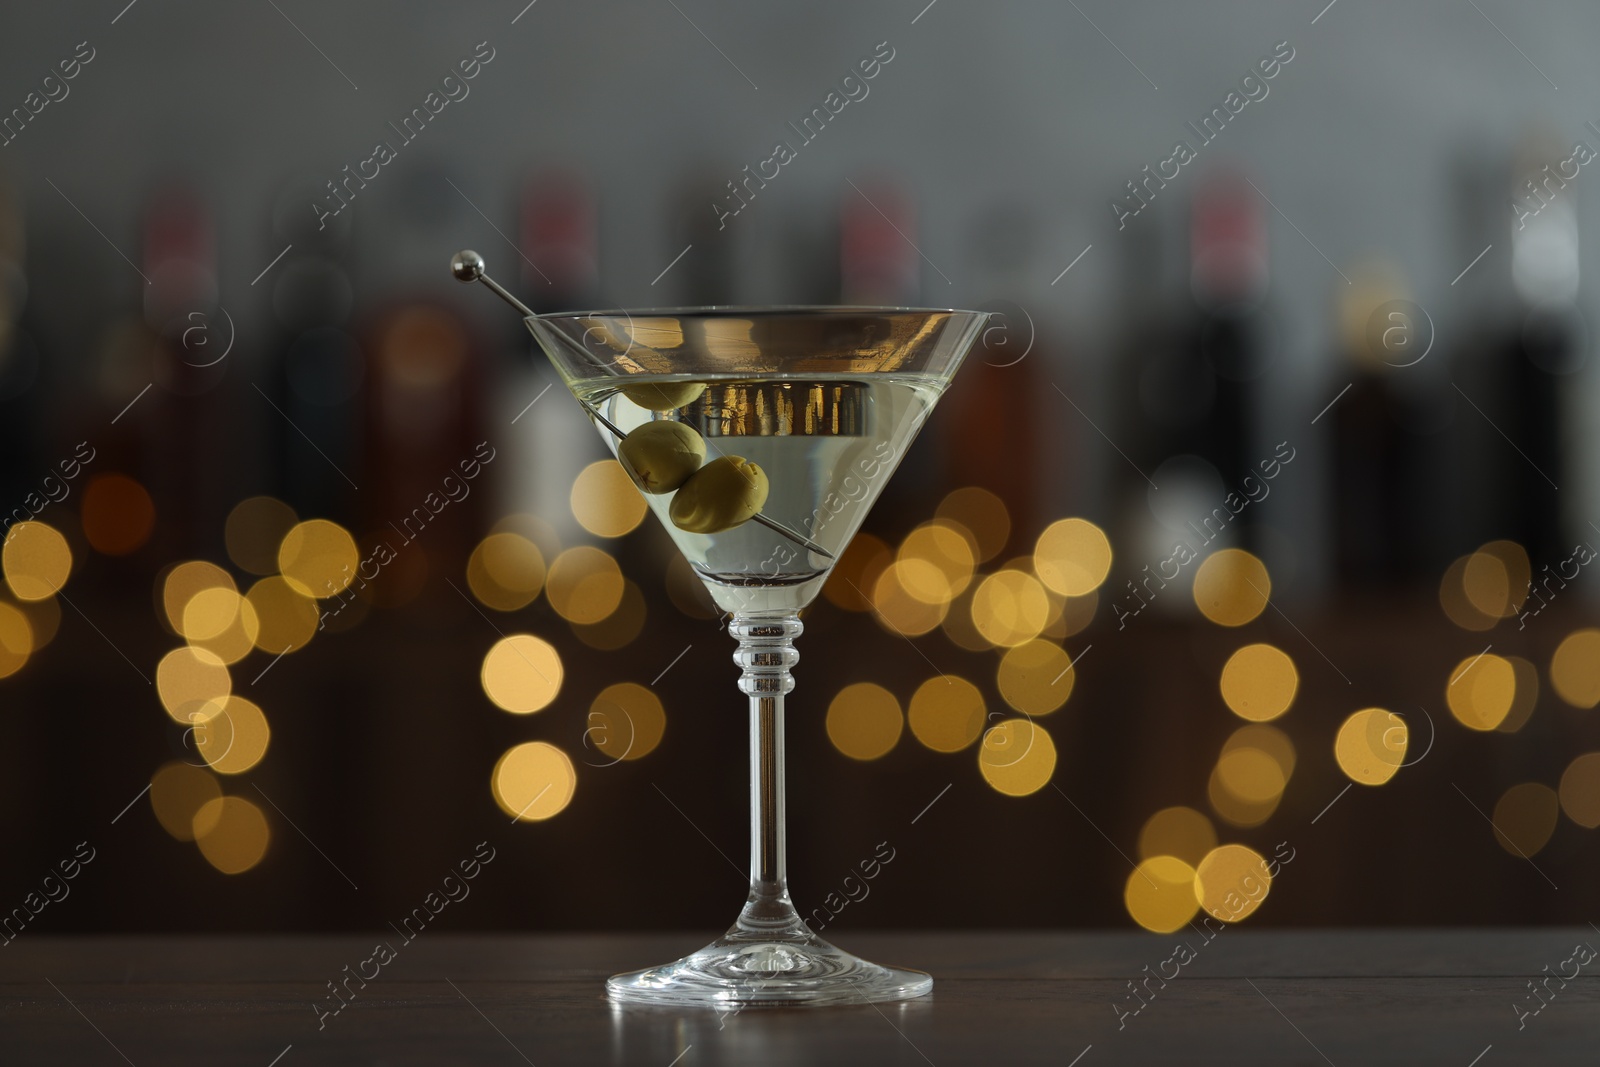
1501 136 1581 564
0 172 39 524
496 170 601 550
265 177 361 525
143 182 225 558
1327 264 1443 585
676 170 739 307
936 200 1048 547
839 175 942 532
840 176 919 306
358 168 488 612
1185 174 1269 546
1127 174 1268 575
521 171 597 311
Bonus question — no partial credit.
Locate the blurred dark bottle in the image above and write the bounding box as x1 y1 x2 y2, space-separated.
1499 137 1581 564
358 169 487 610
265 178 362 526
840 176 919 307
143 183 227 559
0 173 39 524
1187 174 1269 545
937 200 1048 546
838 175 940 532
1327 263 1442 585
503 171 602 549
521 171 597 313
1129 173 1268 559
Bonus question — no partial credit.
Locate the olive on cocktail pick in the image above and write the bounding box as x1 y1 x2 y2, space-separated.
669 456 770 534
617 420 706 494
620 381 708 412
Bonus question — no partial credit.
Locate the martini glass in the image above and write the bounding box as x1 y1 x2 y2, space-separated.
451 251 987 1007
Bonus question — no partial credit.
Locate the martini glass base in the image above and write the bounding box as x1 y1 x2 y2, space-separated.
606 923 932 1008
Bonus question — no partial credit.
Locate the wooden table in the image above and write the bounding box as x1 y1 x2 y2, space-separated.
1 931 1594 1065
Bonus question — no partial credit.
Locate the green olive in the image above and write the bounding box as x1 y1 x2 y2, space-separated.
669 456 769 534
619 380 707 412
617 420 706 494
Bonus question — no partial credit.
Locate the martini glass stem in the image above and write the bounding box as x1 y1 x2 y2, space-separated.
731 613 805 935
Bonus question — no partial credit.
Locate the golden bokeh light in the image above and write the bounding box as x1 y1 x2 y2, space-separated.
1551 629 1600 709
1214 747 1286 805
194 796 271 874
1335 708 1407 786
1461 550 1509 619
481 634 564 714
1224 723 1296 780
1124 856 1199 933
245 576 320 654
156 646 232 726
192 695 271 775
546 546 624 625
1462 541 1529 619
19 596 58 650
896 521 976 605
1043 589 1098 639
493 741 576 821
187 591 261 665
826 682 904 761
1209 724 1295 828
1558 753 1600 828
939 586 994 651
572 579 647 650
907 675 986 753
996 639 1075 715
1033 518 1112 597
970 569 1050 647
2 521 71 601
1492 782 1559 857
571 459 648 538
182 586 246 643
1219 643 1298 722
1192 549 1270 627
822 532 890 612
161 561 234 634
467 532 547 611
978 718 1057 796
936 487 1010 563
587 683 666 761
225 496 299 575
150 762 223 842
1208 771 1280 828
0 601 33 678
1195 844 1272 922
278 519 359 599
870 561 949 636
1438 554 1496 632
1484 541 1531 611
1445 652 1516 731
1138 806 1217 866
490 512 562 562
80 473 155 556
1498 656 1539 734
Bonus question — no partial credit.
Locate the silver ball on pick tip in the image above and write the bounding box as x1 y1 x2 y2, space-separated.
448 249 535 317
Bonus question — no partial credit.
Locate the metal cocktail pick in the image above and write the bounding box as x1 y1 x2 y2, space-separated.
449 249 536 317
450 250 833 561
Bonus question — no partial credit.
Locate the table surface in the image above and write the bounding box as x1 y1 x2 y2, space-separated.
1 930 1595 1065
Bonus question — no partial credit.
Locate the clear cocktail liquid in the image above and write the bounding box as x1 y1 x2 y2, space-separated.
571 374 944 614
